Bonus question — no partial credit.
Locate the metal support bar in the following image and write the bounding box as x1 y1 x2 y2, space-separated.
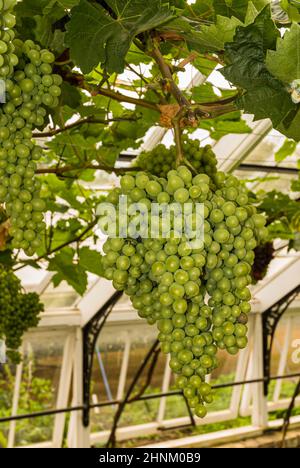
1 372 300 425
238 163 299 175
262 284 300 395
82 291 123 427
282 377 300 445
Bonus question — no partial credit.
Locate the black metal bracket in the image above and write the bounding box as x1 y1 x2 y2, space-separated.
282 376 300 445
82 290 123 427
262 284 300 396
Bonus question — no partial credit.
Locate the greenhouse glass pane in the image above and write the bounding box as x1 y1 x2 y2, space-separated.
288 314 300 375
267 311 300 407
12 330 66 447
41 282 79 309
90 319 166 434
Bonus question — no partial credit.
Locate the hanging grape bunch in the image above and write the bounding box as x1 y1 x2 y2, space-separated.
100 148 268 419
0 264 43 363
134 137 218 179
0 0 62 256
252 242 275 283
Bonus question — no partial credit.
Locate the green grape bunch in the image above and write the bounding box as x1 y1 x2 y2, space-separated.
0 0 17 80
134 137 218 179
0 0 62 256
100 159 268 419
0 264 43 363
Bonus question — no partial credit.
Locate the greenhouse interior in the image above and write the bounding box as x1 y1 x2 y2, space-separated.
0 0 300 451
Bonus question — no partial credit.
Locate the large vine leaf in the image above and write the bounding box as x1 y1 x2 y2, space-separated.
213 0 247 20
79 247 104 277
160 1 270 55
266 23 300 84
15 0 53 16
244 0 270 24
15 0 74 49
274 138 297 162
221 7 300 139
183 0 214 18
48 248 88 295
43 0 80 12
199 111 251 140
65 0 174 73
213 0 253 21
188 15 243 52
280 0 300 22
158 14 241 54
277 107 300 141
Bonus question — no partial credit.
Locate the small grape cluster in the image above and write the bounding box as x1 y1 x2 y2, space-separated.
252 242 274 283
134 137 218 179
101 165 268 418
0 1 62 256
0 264 43 363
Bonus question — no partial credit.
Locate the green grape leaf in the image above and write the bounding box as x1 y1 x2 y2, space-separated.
96 146 120 167
244 0 270 24
126 43 152 66
188 15 242 52
280 0 300 22
15 0 52 16
192 83 221 103
0 251 14 267
183 0 214 19
59 82 82 109
213 0 251 21
162 1 269 55
15 0 70 49
193 56 217 77
266 23 300 84
49 30 66 55
291 179 300 192
277 107 300 141
192 83 238 103
200 112 250 140
33 15 54 47
79 247 104 277
221 7 299 138
65 0 174 73
47 133 98 169
43 0 80 13
45 219 84 253
48 248 88 295
274 139 297 162
238 86 293 129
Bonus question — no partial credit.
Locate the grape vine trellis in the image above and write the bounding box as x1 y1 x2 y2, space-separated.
0 0 299 422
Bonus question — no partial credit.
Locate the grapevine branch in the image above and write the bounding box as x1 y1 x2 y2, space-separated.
36 164 139 175
32 116 140 138
96 88 159 112
178 52 199 69
44 220 97 258
173 118 184 165
151 43 190 108
57 69 237 122
14 220 98 271
148 39 236 130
